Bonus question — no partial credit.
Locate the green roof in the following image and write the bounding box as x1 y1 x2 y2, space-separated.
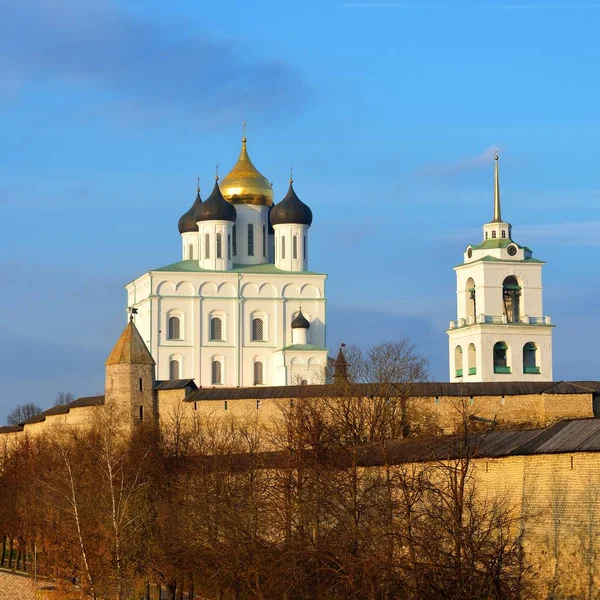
152 260 325 276
471 238 530 251
279 343 329 352
455 255 545 269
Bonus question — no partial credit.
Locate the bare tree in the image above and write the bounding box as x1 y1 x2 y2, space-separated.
54 392 75 406
6 402 43 425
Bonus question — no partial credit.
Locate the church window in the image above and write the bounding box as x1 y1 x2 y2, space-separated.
468 343 476 375
523 342 540 374
256 399 261 409
254 361 264 385
232 225 237 256
252 318 264 341
492 230 497 239
262 224 266 257
188 244 193 260
211 360 222 385
501 230 506 238
168 316 181 340
217 233 222 259
485 231 488 239
205 234 210 259
293 235 298 259
304 236 307 260
210 317 223 341
493 342 510 374
228 234 231 259
502 276 521 323
454 346 463 378
169 359 180 380
248 224 254 256
139 406 144 420
139 378 143 392
282 236 286 259
466 278 476 319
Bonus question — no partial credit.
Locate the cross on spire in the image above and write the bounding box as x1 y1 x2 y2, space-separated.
127 306 138 321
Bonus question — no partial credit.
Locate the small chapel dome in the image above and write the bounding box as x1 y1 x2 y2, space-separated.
291 309 310 330
270 180 313 227
178 185 202 234
194 179 237 223
220 136 274 207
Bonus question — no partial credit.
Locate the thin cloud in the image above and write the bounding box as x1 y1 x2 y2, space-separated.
0 0 305 126
417 146 500 178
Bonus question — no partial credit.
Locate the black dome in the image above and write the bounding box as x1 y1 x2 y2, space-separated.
270 182 312 227
194 180 237 223
178 188 202 234
291 309 310 329
267 205 275 234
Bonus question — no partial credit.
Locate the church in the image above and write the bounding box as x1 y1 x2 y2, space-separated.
126 133 328 388
447 153 554 382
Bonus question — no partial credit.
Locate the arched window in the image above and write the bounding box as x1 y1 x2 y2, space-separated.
248 224 254 256
293 235 298 259
188 244 193 260
211 360 222 385
169 359 180 380
485 231 488 239
492 230 497 239
282 236 286 259
494 342 510 374
501 230 506 238
216 233 222 259
232 225 237 256
168 316 181 340
254 361 264 385
465 277 476 319
502 276 521 323
252 318 264 341
210 317 223 341
454 346 463 378
227 234 231 259
262 224 266 257
205 233 210 259
523 342 540 374
468 343 476 375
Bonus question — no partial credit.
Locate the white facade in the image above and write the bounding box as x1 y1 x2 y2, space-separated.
126 138 328 387
447 155 554 382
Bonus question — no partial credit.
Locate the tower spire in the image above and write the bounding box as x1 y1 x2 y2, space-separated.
493 151 501 223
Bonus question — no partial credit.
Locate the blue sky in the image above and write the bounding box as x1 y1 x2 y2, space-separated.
1 0 599 421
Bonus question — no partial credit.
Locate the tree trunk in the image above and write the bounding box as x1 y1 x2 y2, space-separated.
167 581 176 600
188 574 194 600
7 538 13 569
0 536 6 567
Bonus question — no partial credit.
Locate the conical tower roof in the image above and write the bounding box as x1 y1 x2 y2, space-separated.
106 317 155 366
220 136 273 207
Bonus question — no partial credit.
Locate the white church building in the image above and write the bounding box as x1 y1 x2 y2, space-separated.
447 154 554 382
126 135 328 388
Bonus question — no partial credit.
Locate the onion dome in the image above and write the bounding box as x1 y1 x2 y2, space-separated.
291 309 310 329
178 184 202 234
194 179 237 223
270 179 313 227
267 205 275 234
220 136 274 207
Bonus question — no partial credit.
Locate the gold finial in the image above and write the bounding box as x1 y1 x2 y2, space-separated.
289 165 293 184
215 163 219 181
196 175 200 193
493 151 501 222
242 120 247 143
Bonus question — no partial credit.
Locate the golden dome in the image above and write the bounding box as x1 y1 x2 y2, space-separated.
220 137 274 207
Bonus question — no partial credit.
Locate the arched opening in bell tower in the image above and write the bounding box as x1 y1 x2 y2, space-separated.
465 278 476 319
523 342 540 374
493 341 510 374
502 276 521 323
468 343 476 375
454 345 463 377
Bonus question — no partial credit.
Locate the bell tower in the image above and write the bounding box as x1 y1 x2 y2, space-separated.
447 153 554 382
